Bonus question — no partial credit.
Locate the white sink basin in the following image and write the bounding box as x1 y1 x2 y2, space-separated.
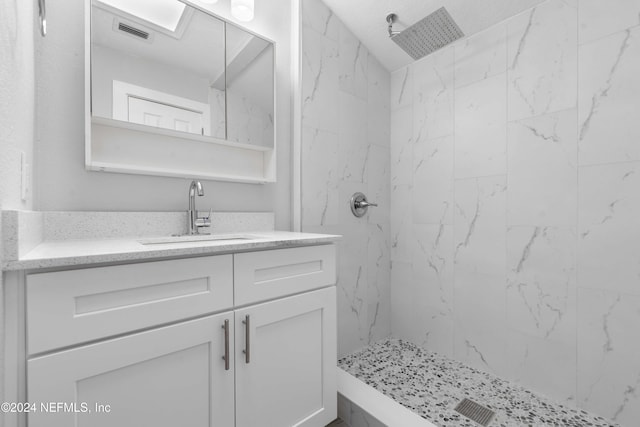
138 234 257 245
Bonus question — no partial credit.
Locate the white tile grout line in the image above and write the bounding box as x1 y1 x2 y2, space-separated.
337 367 437 427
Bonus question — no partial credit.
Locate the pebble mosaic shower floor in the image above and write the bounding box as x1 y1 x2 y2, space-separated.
338 339 618 427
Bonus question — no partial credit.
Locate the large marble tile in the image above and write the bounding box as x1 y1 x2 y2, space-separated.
389 261 414 339
412 46 455 143
367 222 391 345
579 0 640 45
453 317 508 377
412 135 454 225
366 145 390 225
507 331 577 406
507 0 577 121
301 26 339 133
301 0 339 41
339 23 368 100
208 89 226 139
366 55 390 149
577 288 640 425
390 184 412 263
390 106 413 187
411 224 454 357
455 21 507 88
506 226 576 342
337 93 368 183
390 66 412 111
226 89 273 147
336 223 370 357
453 175 507 376
454 73 507 178
578 27 640 166
338 91 367 138
454 176 507 284
301 126 340 228
453 175 507 292
507 108 578 227
578 162 640 296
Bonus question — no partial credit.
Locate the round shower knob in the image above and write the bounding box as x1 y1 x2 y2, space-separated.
350 192 378 218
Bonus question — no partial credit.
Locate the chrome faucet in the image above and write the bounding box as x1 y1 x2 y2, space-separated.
187 180 211 235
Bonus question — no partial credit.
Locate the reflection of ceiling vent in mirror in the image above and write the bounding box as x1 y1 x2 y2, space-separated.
117 22 149 39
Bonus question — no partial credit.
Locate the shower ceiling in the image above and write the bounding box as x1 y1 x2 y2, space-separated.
321 0 546 71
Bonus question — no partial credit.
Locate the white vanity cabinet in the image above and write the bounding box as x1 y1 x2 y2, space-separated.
23 244 337 427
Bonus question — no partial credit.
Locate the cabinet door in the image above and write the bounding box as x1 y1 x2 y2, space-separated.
235 287 337 427
28 313 235 427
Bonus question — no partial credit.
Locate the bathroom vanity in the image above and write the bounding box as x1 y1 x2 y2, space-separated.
1 217 338 427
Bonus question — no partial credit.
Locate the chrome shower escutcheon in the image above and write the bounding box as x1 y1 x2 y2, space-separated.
350 192 378 218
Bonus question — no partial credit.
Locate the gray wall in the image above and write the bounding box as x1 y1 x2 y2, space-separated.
1 0 36 423
1 0 35 213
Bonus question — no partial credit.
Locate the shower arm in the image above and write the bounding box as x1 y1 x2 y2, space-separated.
386 14 401 37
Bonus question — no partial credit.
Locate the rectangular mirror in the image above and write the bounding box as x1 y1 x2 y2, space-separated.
90 0 275 151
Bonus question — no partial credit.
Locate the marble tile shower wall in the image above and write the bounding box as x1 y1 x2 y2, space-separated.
389 0 640 425
300 0 391 356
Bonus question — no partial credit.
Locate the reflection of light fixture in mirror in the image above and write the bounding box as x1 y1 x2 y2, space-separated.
231 0 254 22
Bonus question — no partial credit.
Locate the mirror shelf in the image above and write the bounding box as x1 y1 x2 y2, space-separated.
87 161 272 184
91 117 273 153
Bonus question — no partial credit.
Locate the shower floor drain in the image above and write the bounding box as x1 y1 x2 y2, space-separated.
454 398 495 426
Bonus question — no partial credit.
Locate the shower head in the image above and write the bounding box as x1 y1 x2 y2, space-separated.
386 7 464 60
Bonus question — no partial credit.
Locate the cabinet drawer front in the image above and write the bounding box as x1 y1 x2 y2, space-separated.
234 245 336 305
27 255 233 355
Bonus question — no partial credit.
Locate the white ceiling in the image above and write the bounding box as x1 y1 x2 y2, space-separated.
321 0 546 71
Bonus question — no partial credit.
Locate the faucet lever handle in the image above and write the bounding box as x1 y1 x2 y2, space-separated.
204 208 213 220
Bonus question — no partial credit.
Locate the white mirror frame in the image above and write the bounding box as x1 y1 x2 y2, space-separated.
84 0 276 184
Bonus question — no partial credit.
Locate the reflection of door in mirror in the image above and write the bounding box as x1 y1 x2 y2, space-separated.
128 98 204 134
91 0 226 139
112 80 210 135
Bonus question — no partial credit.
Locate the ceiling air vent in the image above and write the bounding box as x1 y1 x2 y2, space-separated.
117 22 149 40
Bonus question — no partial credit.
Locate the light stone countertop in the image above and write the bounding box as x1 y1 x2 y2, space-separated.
2 231 341 271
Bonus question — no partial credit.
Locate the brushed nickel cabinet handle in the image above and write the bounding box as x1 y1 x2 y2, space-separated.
242 315 250 363
222 319 230 371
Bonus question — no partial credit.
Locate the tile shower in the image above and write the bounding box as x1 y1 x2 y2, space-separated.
300 0 392 356
301 0 640 425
